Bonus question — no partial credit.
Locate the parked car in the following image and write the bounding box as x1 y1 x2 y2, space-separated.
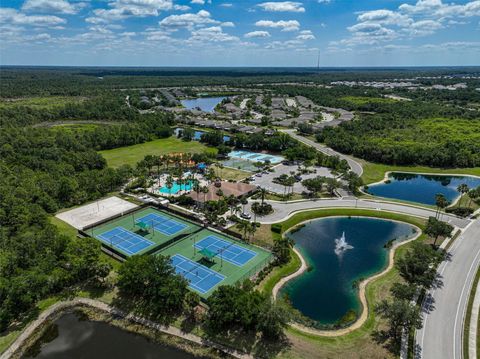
240 212 252 219
255 173 262 177
294 175 303 181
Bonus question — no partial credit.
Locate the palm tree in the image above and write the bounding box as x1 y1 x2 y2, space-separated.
457 183 469 207
236 220 250 241
193 179 201 203
165 175 174 196
247 222 257 242
467 188 478 208
201 186 209 208
435 193 449 219
259 187 267 205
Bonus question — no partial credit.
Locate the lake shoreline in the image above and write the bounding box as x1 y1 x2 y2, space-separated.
272 215 421 337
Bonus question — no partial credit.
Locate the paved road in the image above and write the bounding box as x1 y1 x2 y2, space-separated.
281 129 364 177
246 198 470 229
415 219 480 359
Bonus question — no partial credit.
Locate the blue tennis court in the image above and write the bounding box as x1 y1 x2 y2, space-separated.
194 235 257 266
171 254 225 294
135 213 188 236
98 227 154 255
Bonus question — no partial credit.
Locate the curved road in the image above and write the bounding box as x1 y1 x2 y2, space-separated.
246 198 470 229
281 129 364 176
277 128 478 358
415 219 480 359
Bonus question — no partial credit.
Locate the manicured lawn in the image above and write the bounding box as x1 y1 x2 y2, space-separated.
360 159 480 184
213 166 250 181
258 208 427 359
99 137 217 168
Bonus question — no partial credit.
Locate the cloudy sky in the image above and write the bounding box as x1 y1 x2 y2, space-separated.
1 0 479 66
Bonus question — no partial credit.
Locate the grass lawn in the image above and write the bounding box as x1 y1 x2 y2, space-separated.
457 194 480 211
360 159 480 185
256 208 427 359
99 137 217 168
340 96 398 105
213 166 250 181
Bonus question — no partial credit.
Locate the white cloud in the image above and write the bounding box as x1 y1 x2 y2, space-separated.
296 29 315 40
188 26 238 42
86 0 173 23
220 3 233 7
357 9 412 27
399 0 480 18
159 10 218 29
191 0 205 4
174 4 191 11
0 7 66 27
244 30 271 38
221 21 234 27
407 19 443 36
22 0 80 14
255 19 300 31
257 2 305 13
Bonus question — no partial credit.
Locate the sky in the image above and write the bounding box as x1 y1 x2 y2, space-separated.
1 0 479 67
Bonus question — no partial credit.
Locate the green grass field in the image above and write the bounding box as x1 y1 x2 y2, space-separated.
157 228 272 298
99 137 217 168
340 96 398 105
359 159 480 184
90 207 201 257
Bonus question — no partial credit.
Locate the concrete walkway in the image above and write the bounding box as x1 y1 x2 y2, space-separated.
246 198 470 228
1 298 252 359
469 276 480 359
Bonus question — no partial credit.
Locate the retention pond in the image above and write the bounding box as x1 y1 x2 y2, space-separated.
280 216 417 326
23 312 200 359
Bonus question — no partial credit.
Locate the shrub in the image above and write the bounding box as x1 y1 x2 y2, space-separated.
271 223 282 233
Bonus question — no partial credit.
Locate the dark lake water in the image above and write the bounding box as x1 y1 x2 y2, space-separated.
174 127 230 142
180 97 226 112
23 312 198 359
366 172 480 206
280 217 416 325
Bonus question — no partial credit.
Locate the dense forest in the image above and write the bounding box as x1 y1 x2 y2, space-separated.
0 102 176 329
316 115 480 167
2 66 479 97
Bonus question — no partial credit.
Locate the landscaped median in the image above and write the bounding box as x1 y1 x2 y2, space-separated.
257 208 427 355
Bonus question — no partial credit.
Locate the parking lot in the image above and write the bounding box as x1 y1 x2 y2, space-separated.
250 164 334 194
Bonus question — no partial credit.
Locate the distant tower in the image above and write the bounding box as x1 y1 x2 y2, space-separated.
316 50 320 71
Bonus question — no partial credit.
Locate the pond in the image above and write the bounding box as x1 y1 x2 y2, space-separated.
174 127 230 142
366 172 480 206
23 312 199 359
280 217 416 325
180 97 226 112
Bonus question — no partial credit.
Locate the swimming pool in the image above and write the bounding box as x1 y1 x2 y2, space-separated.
159 180 193 194
228 150 284 164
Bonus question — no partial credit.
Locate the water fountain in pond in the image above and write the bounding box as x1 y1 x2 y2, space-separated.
334 231 353 256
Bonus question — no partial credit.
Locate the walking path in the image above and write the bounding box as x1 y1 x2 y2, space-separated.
281 129 363 176
246 198 470 228
1 298 252 359
469 276 480 359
